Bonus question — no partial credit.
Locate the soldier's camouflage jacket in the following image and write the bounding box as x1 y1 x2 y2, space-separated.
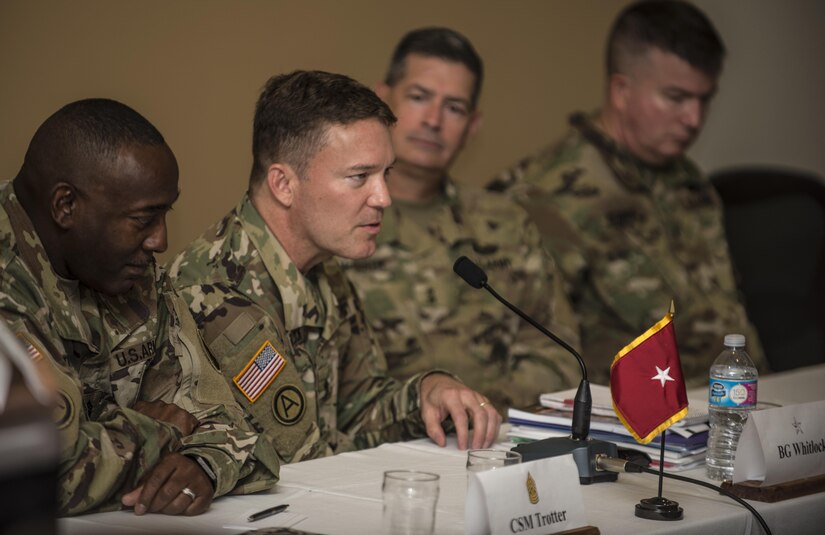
0 181 279 516
487 113 767 386
168 195 432 464
340 179 581 410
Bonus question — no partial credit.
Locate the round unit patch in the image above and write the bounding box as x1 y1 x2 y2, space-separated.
272 384 305 425
54 391 74 429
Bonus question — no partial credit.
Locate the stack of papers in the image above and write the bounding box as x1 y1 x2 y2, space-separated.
508 385 710 471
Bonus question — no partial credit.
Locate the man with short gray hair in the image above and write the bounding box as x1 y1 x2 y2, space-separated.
489 1 766 385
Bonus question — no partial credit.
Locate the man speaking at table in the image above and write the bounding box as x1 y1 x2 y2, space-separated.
169 70 501 465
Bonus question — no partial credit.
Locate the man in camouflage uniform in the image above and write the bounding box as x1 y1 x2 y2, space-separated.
0 99 278 516
169 70 501 465
339 28 580 410
488 1 767 386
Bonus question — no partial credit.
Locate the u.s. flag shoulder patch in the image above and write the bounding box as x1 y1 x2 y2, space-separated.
16 332 45 362
233 340 286 403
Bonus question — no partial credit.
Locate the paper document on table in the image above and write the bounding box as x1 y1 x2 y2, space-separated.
52 490 310 534
228 528 326 534
539 384 709 426
223 509 306 531
508 406 708 440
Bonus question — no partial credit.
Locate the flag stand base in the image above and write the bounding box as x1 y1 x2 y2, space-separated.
634 497 683 520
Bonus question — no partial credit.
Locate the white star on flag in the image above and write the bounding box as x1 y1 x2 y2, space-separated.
651 366 675 388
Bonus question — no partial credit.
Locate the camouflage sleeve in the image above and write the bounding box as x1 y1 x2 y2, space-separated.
1 313 183 516
511 182 590 315
59 402 183 516
485 154 535 193
506 150 766 386
505 216 583 392
137 291 279 497
336 282 445 448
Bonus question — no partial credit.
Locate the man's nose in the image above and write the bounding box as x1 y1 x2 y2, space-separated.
682 98 704 130
144 217 168 254
368 175 391 209
422 101 443 131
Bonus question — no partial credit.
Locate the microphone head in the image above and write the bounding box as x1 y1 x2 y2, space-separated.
453 256 487 289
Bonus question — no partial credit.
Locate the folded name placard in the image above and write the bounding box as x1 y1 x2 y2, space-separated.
465 455 586 535
733 399 825 485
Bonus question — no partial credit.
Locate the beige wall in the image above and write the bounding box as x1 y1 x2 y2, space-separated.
2 0 823 263
0 0 625 260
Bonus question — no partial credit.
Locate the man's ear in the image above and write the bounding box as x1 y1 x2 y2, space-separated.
608 72 631 113
467 110 483 141
50 183 76 229
265 163 296 207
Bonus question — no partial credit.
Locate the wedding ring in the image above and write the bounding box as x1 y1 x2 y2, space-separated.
181 487 197 501
479 401 488 408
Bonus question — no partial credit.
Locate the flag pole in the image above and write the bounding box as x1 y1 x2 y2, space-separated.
659 300 674 498
634 300 683 520
657 431 666 498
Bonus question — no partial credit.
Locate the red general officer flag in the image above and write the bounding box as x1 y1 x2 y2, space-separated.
610 309 688 444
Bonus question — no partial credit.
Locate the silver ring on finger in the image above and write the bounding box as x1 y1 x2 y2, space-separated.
181 487 197 501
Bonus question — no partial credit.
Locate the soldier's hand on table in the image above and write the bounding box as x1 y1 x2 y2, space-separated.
419 373 502 450
121 452 213 516
133 400 199 436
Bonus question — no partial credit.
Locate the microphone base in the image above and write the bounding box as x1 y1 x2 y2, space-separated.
511 437 619 484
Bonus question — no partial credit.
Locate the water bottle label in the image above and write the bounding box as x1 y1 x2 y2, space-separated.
709 379 757 407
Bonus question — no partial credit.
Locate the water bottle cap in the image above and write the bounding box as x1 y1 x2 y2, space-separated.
724 334 746 347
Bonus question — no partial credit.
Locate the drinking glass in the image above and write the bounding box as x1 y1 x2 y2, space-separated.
466 449 522 473
382 470 440 535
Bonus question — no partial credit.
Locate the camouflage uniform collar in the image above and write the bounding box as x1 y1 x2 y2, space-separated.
237 195 325 331
379 177 465 249
0 181 158 349
1 181 52 292
443 177 460 204
570 112 700 192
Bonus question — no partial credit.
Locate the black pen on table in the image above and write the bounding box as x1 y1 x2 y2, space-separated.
248 503 289 522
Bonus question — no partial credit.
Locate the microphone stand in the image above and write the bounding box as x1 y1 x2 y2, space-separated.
453 257 618 484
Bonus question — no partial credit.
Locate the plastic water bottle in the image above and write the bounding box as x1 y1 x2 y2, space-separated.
706 334 758 481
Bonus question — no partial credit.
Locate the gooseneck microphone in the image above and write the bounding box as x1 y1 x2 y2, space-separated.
453 256 590 439
453 257 585 376
453 256 618 484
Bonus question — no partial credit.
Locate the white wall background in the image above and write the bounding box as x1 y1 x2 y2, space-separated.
691 0 825 179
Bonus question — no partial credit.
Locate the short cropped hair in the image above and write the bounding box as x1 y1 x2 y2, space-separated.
23 98 165 182
249 70 396 187
607 0 725 78
384 27 484 109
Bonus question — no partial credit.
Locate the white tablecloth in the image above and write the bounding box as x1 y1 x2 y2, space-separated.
60 364 825 535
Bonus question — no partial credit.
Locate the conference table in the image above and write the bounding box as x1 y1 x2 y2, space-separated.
61 364 825 535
